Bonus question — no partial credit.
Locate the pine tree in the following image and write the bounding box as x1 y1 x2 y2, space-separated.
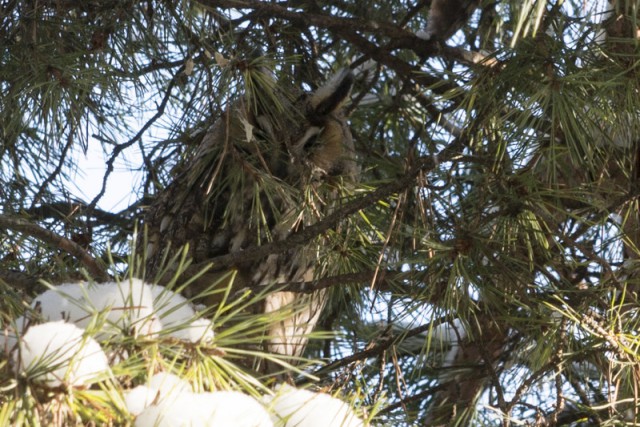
1 0 639 425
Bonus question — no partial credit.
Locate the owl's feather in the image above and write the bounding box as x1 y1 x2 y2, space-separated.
143 67 356 370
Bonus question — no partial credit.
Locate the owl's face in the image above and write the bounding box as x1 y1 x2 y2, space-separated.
251 69 357 184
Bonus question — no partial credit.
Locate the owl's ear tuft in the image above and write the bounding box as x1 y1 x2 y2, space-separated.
309 69 354 117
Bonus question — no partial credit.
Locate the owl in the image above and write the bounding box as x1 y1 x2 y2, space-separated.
143 65 357 370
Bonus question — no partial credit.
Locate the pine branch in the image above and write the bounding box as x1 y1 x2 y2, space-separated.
23 201 132 228
265 270 407 294
0 270 40 294
190 138 466 273
0 215 109 281
197 0 460 92
313 317 453 376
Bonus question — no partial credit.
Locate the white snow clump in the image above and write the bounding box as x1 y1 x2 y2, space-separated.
149 284 215 343
265 384 364 427
6 279 213 344
125 372 193 416
134 389 273 427
30 279 159 338
14 321 110 388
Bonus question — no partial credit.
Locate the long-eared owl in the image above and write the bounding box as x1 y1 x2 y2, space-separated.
143 64 357 367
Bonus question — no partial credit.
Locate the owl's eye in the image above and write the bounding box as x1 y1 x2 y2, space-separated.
303 132 320 151
294 126 322 153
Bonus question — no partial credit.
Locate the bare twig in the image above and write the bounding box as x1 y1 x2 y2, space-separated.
30 131 75 209
88 65 185 211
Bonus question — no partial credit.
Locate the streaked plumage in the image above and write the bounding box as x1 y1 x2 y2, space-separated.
143 67 356 367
